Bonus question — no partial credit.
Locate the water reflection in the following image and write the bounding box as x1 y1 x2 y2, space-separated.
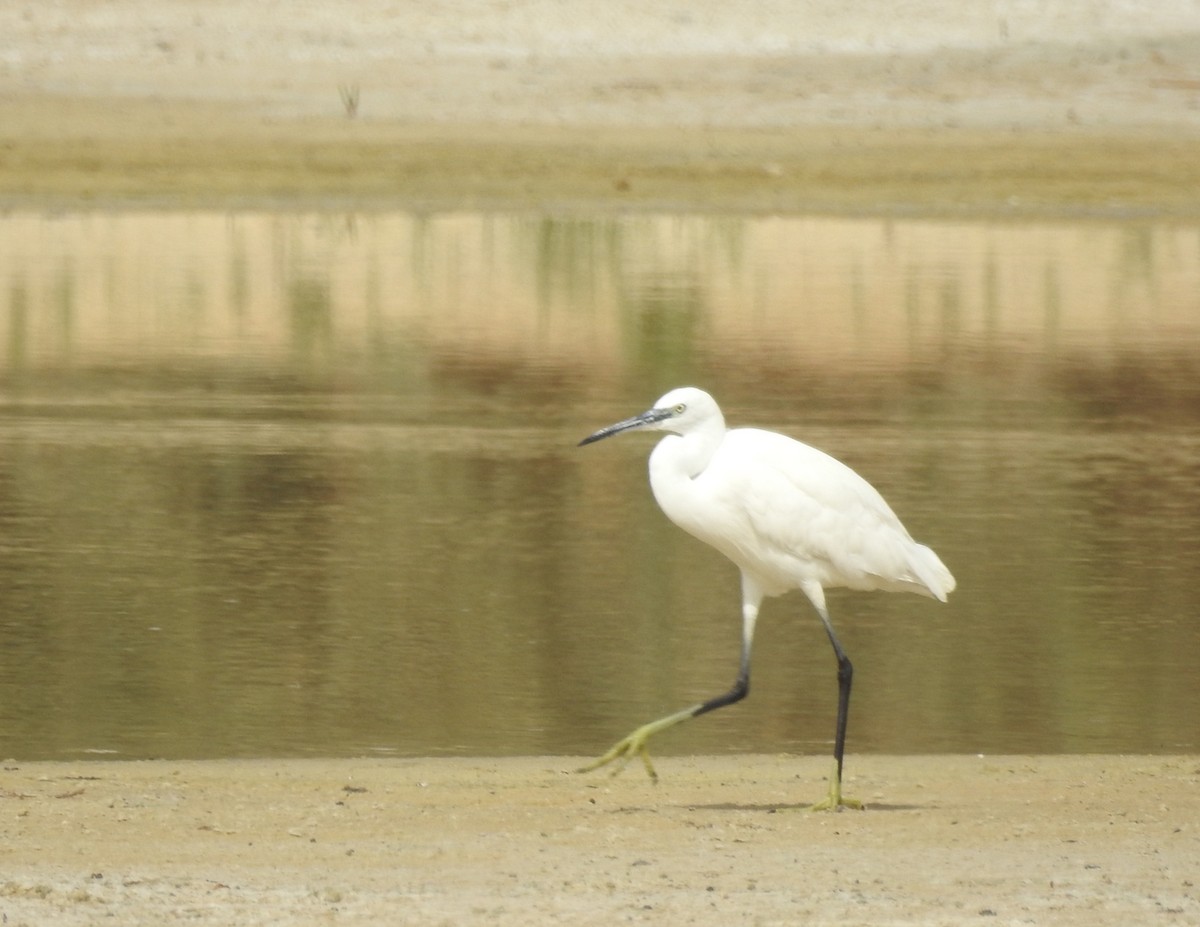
0 209 1198 760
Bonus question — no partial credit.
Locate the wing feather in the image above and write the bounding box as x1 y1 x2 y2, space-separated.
691 428 952 599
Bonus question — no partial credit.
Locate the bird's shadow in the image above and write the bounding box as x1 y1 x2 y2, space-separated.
630 801 926 813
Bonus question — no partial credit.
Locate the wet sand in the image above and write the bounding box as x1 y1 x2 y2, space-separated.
3 755 1198 924
3 3 1200 923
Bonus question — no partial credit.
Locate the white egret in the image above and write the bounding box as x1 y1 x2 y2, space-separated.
577 387 955 810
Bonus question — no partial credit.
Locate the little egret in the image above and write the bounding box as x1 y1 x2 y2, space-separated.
577 387 955 810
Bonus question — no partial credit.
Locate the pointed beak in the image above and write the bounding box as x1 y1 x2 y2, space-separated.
579 407 673 447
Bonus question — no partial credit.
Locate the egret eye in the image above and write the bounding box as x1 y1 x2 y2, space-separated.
673 403 686 414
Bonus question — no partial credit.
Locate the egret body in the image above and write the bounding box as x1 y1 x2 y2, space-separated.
577 387 955 809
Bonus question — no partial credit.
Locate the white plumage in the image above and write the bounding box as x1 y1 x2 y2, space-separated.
578 386 955 809
647 389 954 602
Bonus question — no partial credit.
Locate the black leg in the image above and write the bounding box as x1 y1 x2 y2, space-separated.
831 648 853 784
578 598 761 781
812 604 860 809
693 669 749 718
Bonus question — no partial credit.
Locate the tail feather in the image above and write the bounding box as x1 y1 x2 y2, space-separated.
909 543 956 602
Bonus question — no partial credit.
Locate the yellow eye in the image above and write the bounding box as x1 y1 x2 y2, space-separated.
673 403 686 414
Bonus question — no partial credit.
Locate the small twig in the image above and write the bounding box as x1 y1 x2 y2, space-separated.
338 83 360 118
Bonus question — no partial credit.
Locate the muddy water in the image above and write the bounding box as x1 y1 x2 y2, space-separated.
0 209 1198 760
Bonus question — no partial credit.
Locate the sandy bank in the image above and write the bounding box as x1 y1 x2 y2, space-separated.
2 1 1200 211
2 754 1197 925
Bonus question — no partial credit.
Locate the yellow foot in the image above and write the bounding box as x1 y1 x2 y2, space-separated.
809 791 864 811
808 761 864 811
576 728 660 781
576 706 697 782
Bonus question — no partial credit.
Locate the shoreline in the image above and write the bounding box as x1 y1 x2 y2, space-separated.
4 99 1200 215
3 754 1198 924
3 1 1200 214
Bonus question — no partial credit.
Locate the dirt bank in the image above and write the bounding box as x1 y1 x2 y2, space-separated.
2 754 1197 925
2 1 1200 212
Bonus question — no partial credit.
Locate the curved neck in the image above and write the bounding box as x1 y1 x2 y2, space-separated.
647 415 726 532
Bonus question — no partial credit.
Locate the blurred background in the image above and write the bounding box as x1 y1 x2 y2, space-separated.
1 2 1198 761
2 209 1197 760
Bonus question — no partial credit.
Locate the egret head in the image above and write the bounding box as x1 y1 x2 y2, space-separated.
579 387 722 446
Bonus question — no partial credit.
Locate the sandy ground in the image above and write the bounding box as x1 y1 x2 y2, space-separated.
3 755 1198 925
4 3 1200 923
2 1 1200 212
